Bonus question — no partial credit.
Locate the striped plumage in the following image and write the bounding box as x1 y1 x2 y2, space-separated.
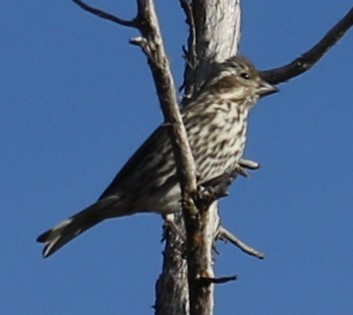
37 56 277 258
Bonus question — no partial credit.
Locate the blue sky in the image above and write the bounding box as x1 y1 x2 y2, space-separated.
1 1 353 314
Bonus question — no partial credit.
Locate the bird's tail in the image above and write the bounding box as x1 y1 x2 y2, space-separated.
37 198 118 258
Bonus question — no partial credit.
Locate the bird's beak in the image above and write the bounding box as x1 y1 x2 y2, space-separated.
258 81 279 97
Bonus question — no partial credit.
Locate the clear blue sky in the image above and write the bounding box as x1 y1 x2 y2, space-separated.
2 1 353 314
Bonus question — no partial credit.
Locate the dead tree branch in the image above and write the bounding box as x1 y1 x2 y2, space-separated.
128 5 210 313
217 227 265 259
72 0 137 27
261 6 353 84
180 0 242 104
72 1 353 315
132 0 198 203
157 2 243 315
199 275 237 285
73 1 212 314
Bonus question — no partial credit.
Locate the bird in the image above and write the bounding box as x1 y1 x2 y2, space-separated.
37 56 278 258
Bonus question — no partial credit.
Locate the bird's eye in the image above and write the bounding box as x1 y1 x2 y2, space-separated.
240 72 250 80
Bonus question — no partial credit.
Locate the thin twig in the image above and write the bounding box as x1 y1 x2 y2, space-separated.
179 0 196 57
72 0 137 28
217 226 265 260
261 6 353 84
239 158 260 170
199 275 238 285
179 0 197 100
130 36 151 56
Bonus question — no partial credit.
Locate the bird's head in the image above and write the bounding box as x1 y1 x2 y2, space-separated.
200 56 278 105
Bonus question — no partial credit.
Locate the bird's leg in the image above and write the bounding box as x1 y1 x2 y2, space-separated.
163 159 260 238
193 174 233 212
194 158 260 210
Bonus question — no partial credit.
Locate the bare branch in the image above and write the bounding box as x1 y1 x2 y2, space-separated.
261 6 353 84
130 36 151 56
199 275 237 285
134 0 198 199
217 226 265 260
179 0 242 105
179 0 197 100
239 158 260 171
155 225 189 314
132 3 216 314
180 0 196 59
233 158 260 178
72 0 137 28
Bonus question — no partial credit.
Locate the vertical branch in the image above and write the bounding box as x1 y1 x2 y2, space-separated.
72 0 242 314
131 2 216 313
157 1 242 315
182 0 241 101
132 0 198 197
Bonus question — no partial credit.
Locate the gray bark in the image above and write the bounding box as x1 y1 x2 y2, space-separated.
155 1 241 314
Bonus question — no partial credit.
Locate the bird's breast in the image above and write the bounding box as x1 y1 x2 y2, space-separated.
186 104 249 183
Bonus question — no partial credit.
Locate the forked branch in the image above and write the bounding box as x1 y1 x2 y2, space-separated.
73 1 207 314
72 2 353 315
